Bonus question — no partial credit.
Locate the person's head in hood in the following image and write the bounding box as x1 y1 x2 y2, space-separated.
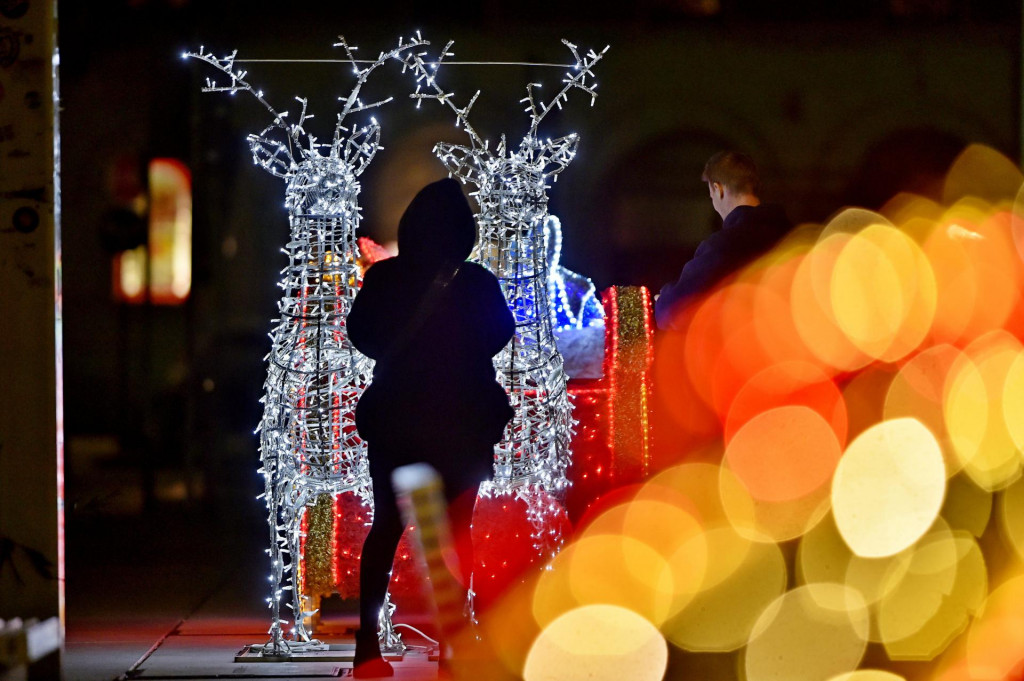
397 177 476 265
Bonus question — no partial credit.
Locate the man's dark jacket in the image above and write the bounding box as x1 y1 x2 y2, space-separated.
655 203 791 330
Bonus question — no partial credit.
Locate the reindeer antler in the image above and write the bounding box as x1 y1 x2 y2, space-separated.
330 34 428 157
523 40 609 138
188 37 427 176
186 46 311 177
401 40 488 152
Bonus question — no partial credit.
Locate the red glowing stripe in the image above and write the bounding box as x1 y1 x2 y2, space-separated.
606 287 619 483
332 493 341 587
332 378 341 471
567 387 610 397
299 509 308 594
639 286 654 477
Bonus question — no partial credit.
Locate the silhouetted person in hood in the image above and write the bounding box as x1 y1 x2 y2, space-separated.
347 178 514 677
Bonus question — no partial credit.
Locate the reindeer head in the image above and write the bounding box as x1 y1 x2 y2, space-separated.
403 39 606 194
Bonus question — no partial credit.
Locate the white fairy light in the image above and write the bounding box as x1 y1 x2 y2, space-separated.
401 39 608 493
186 35 425 657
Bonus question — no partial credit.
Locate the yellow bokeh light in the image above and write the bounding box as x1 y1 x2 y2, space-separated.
884 344 964 476
532 534 673 629
532 543 591 632
845 551 909 615
523 605 667 681
877 528 987 660
1002 350 1024 452
797 512 911 615
721 461 833 544
582 499 704 560
745 583 869 681
580 499 709 618
1000 476 1024 562
683 522 753 593
663 533 786 652
480 577 545 677
660 530 712 619
881 191 944 226
790 233 870 373
832 418 946 558
646 462 750 531
821 206 895 234
827 671 906 681
830 224 936 363
966 573 1024 680
945 331 1023 491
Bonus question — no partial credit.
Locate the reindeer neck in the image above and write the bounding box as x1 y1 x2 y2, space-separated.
474 162 549 275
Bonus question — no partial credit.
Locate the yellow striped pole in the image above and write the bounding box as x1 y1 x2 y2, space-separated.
391 464 467 643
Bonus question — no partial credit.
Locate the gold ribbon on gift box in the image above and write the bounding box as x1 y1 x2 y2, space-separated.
608 286 655 482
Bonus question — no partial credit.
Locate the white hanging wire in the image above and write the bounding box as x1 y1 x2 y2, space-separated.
232 58 574 67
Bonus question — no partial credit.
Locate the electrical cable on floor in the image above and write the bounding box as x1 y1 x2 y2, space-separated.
393 623 440 646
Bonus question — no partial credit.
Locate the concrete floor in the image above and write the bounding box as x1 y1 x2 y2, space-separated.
63 493 441 681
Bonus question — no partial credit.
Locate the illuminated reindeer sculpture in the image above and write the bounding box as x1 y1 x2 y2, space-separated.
401 41 607 498
187 37 423 654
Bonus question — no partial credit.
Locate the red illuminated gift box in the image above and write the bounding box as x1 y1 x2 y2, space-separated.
564 285 655 519
297 239 656 621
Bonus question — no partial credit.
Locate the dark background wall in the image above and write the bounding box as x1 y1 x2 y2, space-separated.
55 0 1020 516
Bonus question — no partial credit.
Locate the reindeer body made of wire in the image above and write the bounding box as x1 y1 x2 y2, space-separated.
188 36 423 653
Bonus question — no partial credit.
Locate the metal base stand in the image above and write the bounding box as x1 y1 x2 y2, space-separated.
234 640 406 663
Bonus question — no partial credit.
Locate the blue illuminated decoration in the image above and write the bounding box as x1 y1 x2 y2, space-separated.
544 215 605 332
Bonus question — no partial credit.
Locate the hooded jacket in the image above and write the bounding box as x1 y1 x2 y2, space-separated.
347 178 515 454
655 203 791 330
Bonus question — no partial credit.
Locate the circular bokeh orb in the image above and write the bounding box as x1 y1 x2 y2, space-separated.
523 604 667 681
832 418 946 558
725 405 841 504
883 343 965 477
532 533 673 629
827 672 906 681
945 332 1024 491
877 529 987 661
966 574 1024 679
745 583 869 681
663 532 786 652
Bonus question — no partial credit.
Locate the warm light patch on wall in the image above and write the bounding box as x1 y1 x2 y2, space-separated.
114 245 147 302
114 158 192 304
